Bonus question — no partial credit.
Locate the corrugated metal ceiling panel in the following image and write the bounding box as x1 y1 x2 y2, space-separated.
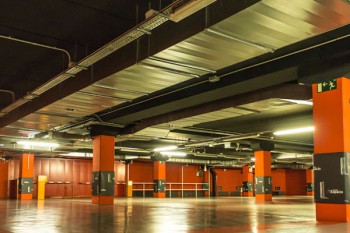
155 107 254 128
6 0 350 139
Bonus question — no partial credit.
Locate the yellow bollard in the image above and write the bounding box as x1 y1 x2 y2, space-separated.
126 180 133 197
37 175 47 200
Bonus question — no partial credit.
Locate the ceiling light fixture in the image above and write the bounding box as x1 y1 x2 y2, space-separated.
17 140 59 148
282 99 313 106
273 126 314 136
169 0 216 22
222 133 261 142
60 152 92 157
153 145 178 152
160 151 187 157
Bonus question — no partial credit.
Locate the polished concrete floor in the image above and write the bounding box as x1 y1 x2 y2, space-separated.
0 196 349 233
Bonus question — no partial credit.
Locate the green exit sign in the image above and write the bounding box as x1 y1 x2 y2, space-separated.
317 79 337 93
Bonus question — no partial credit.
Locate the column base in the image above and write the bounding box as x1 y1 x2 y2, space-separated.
316 203 350 222
256 194 272 202
92 196 114 205
153 192 166 198
18 194 32 200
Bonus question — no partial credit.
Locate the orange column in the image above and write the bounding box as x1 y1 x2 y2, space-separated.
313 77 350 222
92 135 115 205
306 169 314 196
242 166 254 197
153 161 166 198
18 154 34 200
254 151 272 201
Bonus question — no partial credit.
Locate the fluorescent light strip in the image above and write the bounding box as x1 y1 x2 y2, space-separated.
60 152 92 157
160 151 187 157
282 99 313 106
17 141 59 148
273 126 314 136
153 145 177 152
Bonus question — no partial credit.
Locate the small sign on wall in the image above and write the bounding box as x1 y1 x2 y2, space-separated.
317 79 337 92
275 186 280 190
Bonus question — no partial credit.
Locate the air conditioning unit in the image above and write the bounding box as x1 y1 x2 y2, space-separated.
169 0 216 22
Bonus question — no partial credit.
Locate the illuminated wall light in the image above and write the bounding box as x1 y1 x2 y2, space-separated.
17 140 59 148
153 145 177 152
160 151 187 157
273 126 314 136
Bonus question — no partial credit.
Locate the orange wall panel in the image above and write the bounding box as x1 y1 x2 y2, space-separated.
0 162 9 198
166 163 182 182
215 168 243 192
65 159 73 182
271 169 286 192
49 159 58 181
114 161 125 182
8 159 19 180
286 169 307 195
129 161 153 182
183 166 204 183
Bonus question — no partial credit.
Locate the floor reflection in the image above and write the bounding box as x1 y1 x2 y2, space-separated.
0 197 348 233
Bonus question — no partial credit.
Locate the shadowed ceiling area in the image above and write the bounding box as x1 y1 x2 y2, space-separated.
1 0 350 168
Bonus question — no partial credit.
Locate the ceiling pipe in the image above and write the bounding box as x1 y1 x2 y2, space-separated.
0 89 15 103
185 132 261 147
0 35 72 66
0 1 184 118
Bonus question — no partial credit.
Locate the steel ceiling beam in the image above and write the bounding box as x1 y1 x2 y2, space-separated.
0 0 260 129
96 25 350 125
121 84 312 134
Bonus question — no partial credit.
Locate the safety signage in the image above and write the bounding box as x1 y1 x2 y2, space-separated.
317 79 337 92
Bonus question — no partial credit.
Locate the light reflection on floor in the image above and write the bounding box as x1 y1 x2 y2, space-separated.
0 196 349 232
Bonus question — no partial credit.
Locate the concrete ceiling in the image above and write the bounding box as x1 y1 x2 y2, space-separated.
1 0 350 167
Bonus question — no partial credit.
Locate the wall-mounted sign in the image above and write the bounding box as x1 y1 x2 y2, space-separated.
317 79 337 93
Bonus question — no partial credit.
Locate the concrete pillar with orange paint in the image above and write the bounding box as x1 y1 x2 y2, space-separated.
92 135 115 205
18 153 34 200
242 166 254 197
313 77 350 222
153 161 166 198
254 151 272 201
253 142 274 202
306 169 314 196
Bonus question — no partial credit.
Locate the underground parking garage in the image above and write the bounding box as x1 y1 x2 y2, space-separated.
1 0 350 232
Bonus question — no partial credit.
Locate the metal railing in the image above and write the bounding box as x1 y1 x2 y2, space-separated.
127 182 209 198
